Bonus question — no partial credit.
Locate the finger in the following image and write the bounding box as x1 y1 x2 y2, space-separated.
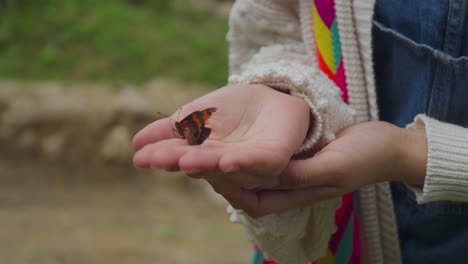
133 144 153 168
178 145 224 174
224 186 341 218
204 176 240 195
182 166 240 195
180 144 270 189
223 189 252 211
218 146 287 188
183 162 259 193
188 169 261 192
133 138 190 170
277 152 342 189
133 118 182 151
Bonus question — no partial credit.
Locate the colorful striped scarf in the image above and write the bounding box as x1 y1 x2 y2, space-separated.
251 0 360 263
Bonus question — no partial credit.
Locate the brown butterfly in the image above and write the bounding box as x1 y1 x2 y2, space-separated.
174 107 217 145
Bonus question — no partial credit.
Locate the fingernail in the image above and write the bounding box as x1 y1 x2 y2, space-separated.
223 165 240 173
132 152 146 168
132 133 141 151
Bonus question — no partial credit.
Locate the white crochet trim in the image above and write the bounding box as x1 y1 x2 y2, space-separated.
229 45 355 153
227 198 341 264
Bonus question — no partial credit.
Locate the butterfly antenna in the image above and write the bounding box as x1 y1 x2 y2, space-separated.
157 106 183 122
157 111 177 123
156 111 169 118
172 107 183 138
157 109 183 138
176 107 182 122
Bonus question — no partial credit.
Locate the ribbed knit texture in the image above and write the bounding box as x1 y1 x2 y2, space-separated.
334 0 369 123
409 115 468 203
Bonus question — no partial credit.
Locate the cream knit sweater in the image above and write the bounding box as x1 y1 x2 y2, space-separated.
224 1 468 264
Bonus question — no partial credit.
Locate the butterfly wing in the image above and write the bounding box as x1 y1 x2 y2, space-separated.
176 107 216 145
176 119 198 138
191 126 211 145
198 107 216 125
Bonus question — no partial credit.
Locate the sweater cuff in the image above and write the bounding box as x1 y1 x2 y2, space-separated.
229 51 354 154
407 114 468 203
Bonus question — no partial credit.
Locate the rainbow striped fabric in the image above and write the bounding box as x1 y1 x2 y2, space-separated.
251 195 360 264
312 0 348 103
251 1 360 263
312 193 361 264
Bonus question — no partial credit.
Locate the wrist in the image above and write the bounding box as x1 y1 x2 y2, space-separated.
396 126 428 186
248 83 311 154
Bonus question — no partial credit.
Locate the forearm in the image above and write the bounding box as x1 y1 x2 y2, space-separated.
395 123 428 187
403 115 468 203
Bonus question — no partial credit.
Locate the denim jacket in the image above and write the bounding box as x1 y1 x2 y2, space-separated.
373 0 468 263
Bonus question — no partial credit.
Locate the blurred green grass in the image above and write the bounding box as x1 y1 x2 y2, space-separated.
0 0 229 87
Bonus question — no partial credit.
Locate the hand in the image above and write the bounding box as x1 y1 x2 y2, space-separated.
133 84 311 193
224 121 428 217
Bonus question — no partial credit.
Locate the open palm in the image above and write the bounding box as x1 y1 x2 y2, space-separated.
133 84 310 192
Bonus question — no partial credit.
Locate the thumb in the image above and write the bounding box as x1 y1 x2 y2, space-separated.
277 151 340 189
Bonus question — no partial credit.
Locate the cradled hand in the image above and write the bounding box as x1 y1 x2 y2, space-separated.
224 121 428 217
133 84 311 193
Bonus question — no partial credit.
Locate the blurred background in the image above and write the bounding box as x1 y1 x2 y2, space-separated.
0 0 251 263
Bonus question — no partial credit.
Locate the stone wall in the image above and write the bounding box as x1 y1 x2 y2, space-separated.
0 80 211 164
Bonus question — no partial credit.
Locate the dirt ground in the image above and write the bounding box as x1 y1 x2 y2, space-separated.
0 81 251 264
0 157 251 264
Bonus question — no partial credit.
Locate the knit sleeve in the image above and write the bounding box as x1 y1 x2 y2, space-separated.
407 114 468 203
228 0 354 153
225 1 355 263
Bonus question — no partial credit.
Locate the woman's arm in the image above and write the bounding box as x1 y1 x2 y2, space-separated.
406 115 468 203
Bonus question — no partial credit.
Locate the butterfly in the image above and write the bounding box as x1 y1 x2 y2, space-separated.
174 107 217 145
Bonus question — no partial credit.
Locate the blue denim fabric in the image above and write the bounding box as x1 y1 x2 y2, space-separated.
373 0 468 263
